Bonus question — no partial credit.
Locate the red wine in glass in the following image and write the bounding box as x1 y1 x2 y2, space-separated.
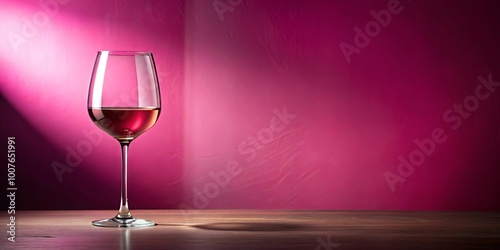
88 107 160 141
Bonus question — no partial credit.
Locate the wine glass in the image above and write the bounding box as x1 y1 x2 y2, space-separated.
87 51 161 227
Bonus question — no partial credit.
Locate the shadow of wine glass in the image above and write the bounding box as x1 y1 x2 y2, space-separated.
118 222 320 249
155 222 310 232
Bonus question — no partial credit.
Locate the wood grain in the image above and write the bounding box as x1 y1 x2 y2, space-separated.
1 210 499 249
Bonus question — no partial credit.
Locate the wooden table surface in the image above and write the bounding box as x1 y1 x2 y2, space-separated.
1 210 500 249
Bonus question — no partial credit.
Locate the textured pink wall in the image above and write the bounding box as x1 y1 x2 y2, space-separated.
1 0 499 210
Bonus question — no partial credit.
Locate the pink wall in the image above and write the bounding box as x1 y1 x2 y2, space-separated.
1 0 499 210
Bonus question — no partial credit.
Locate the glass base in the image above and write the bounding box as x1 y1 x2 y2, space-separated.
92 216 155 228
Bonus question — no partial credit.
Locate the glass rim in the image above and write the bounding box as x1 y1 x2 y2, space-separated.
97 50 152 55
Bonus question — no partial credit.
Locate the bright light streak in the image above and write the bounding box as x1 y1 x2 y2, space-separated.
90 51 108 108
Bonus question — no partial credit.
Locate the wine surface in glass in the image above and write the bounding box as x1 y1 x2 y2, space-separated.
88 107 160 141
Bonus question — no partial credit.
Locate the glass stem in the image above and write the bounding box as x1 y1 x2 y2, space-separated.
117 141 132 219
